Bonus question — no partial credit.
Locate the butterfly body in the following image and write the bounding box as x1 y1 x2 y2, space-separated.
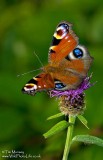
22 21 93 95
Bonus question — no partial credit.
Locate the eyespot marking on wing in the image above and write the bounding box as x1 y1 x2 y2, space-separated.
24 84 37 91
65 45 89 60
54 23 69 39
54 80 66 90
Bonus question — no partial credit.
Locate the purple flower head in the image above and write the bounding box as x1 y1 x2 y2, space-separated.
50 74 93 99
49 74 94 115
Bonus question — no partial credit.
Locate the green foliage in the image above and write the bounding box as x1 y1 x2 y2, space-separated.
0 0 103 159
72 135 103 147
0 108 24 141
43 120 69 138
77 115 89 129
47 112 64 120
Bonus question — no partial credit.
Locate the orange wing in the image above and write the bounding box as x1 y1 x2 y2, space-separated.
48 21 78 64
22 73 55 95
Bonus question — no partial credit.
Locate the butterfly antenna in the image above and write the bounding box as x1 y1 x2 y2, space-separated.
17 68 41 77
17 51 44 77
33 51 44 68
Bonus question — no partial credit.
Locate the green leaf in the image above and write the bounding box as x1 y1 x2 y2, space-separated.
72 135 103 147
47 112 64 120
77 115 89 129
43 120 69 138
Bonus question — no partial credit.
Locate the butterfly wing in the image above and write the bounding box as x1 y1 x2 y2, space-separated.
22 73 55 95
47 22 93 90
22 21 93 94
64 44 93 77
48 21 78 64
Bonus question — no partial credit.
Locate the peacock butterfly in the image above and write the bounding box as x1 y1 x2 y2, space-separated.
22 21 93 95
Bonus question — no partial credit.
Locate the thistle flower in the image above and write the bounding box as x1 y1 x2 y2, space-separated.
50 74 94 115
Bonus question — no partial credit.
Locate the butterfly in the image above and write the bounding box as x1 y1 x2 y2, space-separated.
22 21 93 95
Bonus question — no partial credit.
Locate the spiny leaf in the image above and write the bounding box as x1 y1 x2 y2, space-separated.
43 120 69 138
77 115 89 129
72 135 103 147
47 112 64 120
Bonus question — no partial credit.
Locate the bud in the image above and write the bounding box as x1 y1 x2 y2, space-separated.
59 93 85 115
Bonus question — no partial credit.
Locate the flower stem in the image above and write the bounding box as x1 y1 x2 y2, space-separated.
62 115 76 160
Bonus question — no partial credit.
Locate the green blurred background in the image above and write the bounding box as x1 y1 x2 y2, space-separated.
0 0 103 159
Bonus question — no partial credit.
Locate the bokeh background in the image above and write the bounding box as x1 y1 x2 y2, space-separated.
0 0 103 159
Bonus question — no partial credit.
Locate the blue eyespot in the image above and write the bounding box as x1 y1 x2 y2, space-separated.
55 82 66 90
73 48 83 58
